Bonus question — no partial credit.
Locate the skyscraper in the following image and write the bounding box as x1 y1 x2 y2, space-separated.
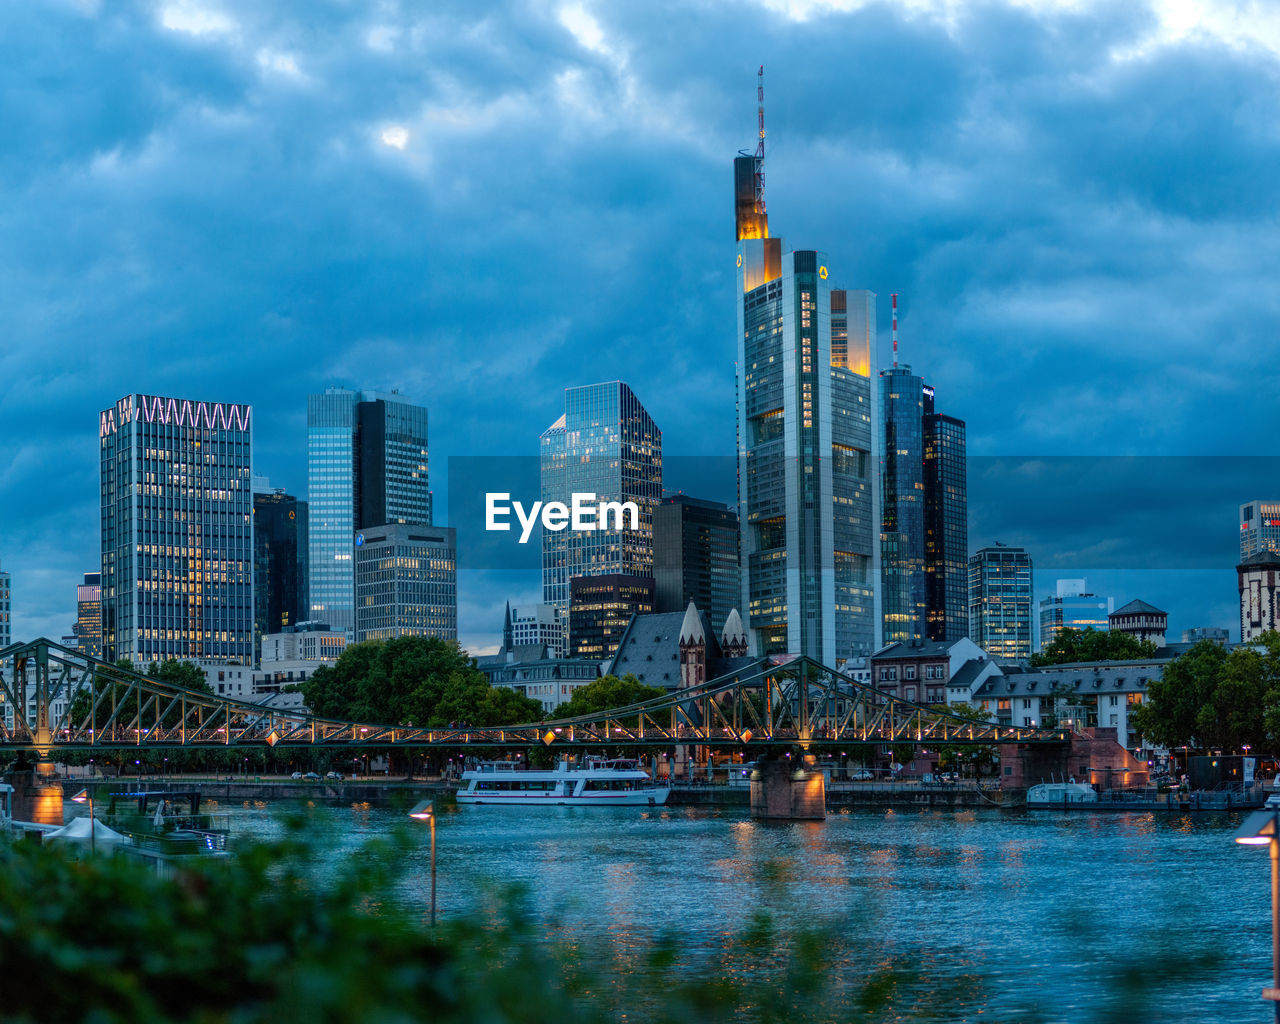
253 479 308 662
922 391 968 641
1038 578 1112 649
734 156 879 664
354 524 456 643
0 559 10 649
540 381 662 643
968 545 1033 662
569 574 654 662
75 572 102 658
99 393 254 664
1240 500 1280 560
306 388 430 636
653 494 741 632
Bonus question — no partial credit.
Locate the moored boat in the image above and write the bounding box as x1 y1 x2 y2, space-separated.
458 757 670 806
1026 782 1098 807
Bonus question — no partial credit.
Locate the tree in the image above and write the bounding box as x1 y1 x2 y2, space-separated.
1030 628 1157 667
550 674 665 720
928 702 997 775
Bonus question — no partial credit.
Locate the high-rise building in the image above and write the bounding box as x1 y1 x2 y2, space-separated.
734 152 880 664
253 479 308 663
878 356 968 645
503 603 564 657
968 545 1033 662
307 388 430 636
0 559 10 649
1240 501 1280 560
540 381 662 643
99 393 253 664
568 573 654 662
354 524 456 643
653 495 740 631
75 572 102 658
1038 578 1112 650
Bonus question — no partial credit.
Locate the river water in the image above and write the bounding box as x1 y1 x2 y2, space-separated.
222 799 1269 1022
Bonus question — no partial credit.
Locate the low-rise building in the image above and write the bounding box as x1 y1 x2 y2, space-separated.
256 622 347 695
476 644 600 714
868 637 1000 707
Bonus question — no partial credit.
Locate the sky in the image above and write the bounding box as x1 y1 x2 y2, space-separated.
2 0 1278 655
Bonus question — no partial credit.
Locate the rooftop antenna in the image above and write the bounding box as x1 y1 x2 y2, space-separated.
754 65 766 215
891 293 899 368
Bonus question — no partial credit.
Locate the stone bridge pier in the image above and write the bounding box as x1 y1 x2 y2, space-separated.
749 754 826 820
998 727 1150 789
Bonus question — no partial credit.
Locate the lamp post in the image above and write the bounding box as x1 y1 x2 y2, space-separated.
71 789 95 856
1235 809 1280 1021
412 798 437 926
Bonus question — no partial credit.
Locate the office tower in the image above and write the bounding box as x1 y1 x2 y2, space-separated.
653 495 741 630
1182 626 1229 644
569 574 654 662
0 559 10 649
253 479 308 663
307 388 430 636
1240 501 1280 560
75 572 102 658
1038 579 1112 649
354 524 456 643
922 388 968 642
879 365 926 644
540 381 662 641
968 545 1033 661
734 148 879 664
99 393 253 664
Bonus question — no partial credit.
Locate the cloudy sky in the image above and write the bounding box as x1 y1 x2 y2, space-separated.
3 0 1278 653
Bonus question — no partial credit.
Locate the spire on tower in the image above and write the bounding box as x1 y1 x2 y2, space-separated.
892 293 899 368
754 65 766 216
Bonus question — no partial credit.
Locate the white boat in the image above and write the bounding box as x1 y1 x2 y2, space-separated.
1027 782 1098 807
457 757 671 806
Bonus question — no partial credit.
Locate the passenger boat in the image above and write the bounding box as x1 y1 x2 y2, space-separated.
457 757 670 806
1026 782 1098 807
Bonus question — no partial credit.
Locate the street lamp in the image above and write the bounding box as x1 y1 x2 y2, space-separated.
71 789 95 856
1235 809 1280 1021
408 799 436 927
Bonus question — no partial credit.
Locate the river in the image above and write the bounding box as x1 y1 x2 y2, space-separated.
221 799 1268 1022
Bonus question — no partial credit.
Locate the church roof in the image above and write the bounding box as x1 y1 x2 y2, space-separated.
721 608 746 645
1239 550 1280 570
679 601 706 644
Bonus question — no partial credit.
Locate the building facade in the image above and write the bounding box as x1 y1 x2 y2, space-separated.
1039 579 1112 650
735 153 879 665
354 524 456 643
75 572 102 658
540 381 662 644
968 545 1033 662
0 559 10 649
253 480 308 663
1182 626 1229 644
1239 550 1280 643
922 398 968 642
307 388 430 637
653 494 741 631
568 573 654 662
257 621 348 693
99 394 253 665
1240 500 1280 560
505 603 563 658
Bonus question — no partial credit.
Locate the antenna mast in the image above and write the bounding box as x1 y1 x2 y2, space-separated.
892 293 899 368
754 65 766 215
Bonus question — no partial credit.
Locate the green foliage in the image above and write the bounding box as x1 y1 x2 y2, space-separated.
1030 627 1157 667
550 673 666 719
302 635 544 727
928 702 997 773
1131 633 1280 752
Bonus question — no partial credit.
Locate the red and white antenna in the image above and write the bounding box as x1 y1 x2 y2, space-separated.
754 65 766 215
891 293 899 367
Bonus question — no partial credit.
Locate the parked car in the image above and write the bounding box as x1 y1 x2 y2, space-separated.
302 772 321 781
291 771 303 779
325 771 344 781
849 769 875 781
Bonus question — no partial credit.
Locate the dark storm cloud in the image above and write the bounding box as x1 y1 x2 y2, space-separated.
1 0 1276 649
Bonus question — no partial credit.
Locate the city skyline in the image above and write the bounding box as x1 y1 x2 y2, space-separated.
3 1 1276 651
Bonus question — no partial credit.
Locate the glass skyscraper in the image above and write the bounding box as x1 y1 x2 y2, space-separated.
307 388 430 637
735 157 879 665
653 494 741 633
253 481 308 661
354 524 456 643
1240 500 1280 560
1038 578 1112 649
75 572 102 658
540 381 662 645
99 393 254 664
968 545 1033 661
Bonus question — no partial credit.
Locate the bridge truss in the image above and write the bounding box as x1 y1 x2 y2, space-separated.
0 639 1067 755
